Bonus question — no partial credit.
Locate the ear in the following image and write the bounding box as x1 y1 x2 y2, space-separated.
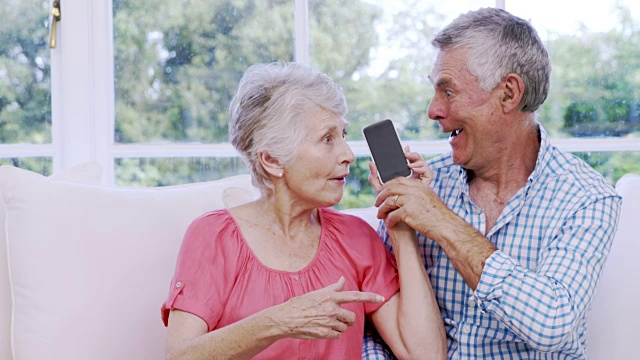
500 73 525 113
258 151 284 178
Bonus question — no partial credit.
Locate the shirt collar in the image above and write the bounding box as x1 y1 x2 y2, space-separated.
528 123 552 187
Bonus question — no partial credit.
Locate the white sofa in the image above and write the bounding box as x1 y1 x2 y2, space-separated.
0 164 637 359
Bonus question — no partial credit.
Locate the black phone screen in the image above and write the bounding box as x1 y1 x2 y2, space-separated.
363 119 412 183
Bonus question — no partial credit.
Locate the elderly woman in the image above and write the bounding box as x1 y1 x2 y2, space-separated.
161 62 446 359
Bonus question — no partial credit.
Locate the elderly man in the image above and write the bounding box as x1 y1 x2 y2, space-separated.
364 7 621 359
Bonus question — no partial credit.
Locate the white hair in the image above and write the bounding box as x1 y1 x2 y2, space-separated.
229 61 347 196
432 7 551 112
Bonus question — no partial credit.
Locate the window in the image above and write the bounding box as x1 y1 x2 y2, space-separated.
112 0 297 184
507 0 640 184
2 0 639 208
0 1 52 174
509 0 640 140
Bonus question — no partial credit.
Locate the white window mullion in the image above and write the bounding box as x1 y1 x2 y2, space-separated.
112 143 241 159
90 0 117 185
52 0 114 184
294 0 310 64
110 137 640 161
51 0 94 173
0 144 54 158
553 137 640 153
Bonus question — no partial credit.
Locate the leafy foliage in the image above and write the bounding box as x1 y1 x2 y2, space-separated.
0 1 51 144
1 1 640 206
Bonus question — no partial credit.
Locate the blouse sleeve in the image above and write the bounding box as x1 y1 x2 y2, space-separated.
161 210 240 331
336 213 400 315
361 225 400 314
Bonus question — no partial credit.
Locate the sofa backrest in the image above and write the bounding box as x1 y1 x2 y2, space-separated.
1 165 635 359
0 163 104 360
0 165 258 360
587 174 640 359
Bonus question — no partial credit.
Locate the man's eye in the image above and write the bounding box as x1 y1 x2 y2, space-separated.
445 90 453 97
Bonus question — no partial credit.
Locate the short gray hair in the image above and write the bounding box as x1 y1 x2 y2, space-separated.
432 7 551 112
229 62 348 196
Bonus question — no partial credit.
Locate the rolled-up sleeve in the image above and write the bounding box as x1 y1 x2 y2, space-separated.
474 195 621 352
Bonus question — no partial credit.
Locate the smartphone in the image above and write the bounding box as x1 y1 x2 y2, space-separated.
362 119 412 183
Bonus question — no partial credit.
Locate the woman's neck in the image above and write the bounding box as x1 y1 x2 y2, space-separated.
251 197 320 241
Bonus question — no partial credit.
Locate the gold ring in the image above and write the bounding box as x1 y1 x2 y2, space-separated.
393 194 399 206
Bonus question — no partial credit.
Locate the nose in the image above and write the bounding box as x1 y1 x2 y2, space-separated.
340 139 356 165
427 94 446 121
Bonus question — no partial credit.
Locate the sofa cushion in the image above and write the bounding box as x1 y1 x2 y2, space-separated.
0 165 257 359
0 162 103 360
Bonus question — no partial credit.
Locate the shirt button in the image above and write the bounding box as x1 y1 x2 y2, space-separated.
468 299 476 308
462 325 471 334
175 281 182 288
292 275 299 281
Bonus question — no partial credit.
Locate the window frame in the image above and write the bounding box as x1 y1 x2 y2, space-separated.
2 0 639 184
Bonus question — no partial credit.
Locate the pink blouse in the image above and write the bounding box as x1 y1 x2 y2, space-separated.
162 208 399 359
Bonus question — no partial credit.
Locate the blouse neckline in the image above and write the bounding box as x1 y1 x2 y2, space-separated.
222 207 328 275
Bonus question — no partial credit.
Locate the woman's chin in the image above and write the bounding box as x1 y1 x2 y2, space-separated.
316 194 343 208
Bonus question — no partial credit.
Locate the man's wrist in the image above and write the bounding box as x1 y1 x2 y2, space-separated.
437 222 497 290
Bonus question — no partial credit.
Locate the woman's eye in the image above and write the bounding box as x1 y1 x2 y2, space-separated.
342 131 348 139
324 135 333 143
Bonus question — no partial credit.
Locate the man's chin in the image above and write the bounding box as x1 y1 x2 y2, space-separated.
451 151 464 165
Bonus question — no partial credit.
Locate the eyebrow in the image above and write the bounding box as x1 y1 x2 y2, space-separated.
320 125 338 133
428 73 452 88
434 77 452 88
319 123 347 134
325 118 349 130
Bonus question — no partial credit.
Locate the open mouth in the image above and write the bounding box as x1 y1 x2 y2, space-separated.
449 128 463 140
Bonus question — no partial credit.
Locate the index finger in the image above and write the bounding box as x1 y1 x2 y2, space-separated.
368 162 383 193
404 150 424 164
333 290 385 304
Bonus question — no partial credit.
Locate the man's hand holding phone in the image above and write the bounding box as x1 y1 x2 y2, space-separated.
363 119 435 230
362 119 412 184
363 119 433 190
367 146 433 193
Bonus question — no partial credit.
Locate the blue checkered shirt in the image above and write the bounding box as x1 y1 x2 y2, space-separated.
363 125 622 359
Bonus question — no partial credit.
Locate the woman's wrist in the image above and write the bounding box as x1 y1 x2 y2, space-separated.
254 303 293 341
218 306 287 351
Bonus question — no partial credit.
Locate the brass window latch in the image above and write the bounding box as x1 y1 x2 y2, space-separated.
49 0 61 48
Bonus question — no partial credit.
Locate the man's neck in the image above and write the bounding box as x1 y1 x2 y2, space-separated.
466 123 541 233
468 122 541 196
